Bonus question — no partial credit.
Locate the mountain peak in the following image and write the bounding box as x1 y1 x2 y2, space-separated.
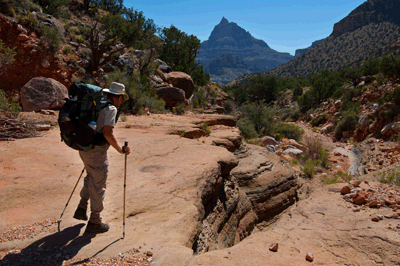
220 17 229 25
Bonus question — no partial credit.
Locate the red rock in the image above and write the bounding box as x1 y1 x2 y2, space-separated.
17 33 29 41
340 186 352 195
329 157 338 163
351 180 361 187
269 243 279 252
385 199 396 206
146 251 153 256
371 217 380 222
353 193 367 205
306 253 314 262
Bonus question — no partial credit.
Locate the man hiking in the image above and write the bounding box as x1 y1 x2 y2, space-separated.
73 82 131 233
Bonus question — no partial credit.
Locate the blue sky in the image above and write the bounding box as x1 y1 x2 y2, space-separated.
124 0 366 56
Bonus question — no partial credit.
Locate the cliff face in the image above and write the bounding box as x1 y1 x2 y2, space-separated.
294 38 326 57
197 17 293 85
229 0 400 82
332 0 400 37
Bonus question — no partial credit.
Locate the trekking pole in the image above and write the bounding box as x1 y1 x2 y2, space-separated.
58 167 85 232
123 141 128 239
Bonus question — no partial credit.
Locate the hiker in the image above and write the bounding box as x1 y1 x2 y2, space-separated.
73 82 130 233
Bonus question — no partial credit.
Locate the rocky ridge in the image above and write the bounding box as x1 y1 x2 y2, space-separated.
198 17 293 85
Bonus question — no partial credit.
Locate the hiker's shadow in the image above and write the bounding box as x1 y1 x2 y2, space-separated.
0 223 113 266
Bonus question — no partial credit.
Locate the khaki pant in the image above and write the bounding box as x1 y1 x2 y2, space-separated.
78 144 109 224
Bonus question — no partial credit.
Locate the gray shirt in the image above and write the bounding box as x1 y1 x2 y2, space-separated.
96 105 117 133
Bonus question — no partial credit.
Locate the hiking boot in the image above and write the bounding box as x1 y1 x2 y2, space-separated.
85 221 110 233
73 207 88 221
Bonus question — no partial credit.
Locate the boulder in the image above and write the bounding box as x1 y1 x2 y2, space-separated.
116 54 135 71
156 86 187 107
35 12 66 42
282 148 303 157
259 136 278 146
165 71 195 99
155 59 172 73
21 77 68 112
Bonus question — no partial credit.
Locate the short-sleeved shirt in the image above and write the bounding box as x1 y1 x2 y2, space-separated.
96 105 117 133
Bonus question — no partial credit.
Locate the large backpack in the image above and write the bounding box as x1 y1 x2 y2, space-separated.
58 82 113 151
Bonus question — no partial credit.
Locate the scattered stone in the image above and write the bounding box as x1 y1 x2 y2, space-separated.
351 180 361 187
353 192 367 205
41 60 50 68
35 124 51 131
340 185 352 195
371 217 380 222
146 251 153 256
378 215 384 220
269 243 279 252
306 253 314 262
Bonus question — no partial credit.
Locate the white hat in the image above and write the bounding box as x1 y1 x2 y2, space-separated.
103 82 128 99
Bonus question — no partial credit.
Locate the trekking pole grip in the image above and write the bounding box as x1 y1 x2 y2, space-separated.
122 141 128 153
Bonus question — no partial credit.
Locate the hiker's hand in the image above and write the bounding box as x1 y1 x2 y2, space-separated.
122 146 130 155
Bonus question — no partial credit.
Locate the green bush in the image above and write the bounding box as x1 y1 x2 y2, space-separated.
375 169 400 186
107 69 166 115
40 26 61 54
223 100 236 114
333 110 358 140
323 176 339 185
293 86 303 97
239 102 275 136
0 40 16 74
311 113 328 127
191 87 208 108
237 118 258 139
62 45 72 54
303 158 316 177
0 90 21 116
273 123 303 141
174 103 185 115
0 0 41 16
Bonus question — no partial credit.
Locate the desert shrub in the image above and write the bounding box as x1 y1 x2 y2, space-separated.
323 176 339 184
107 69 166 114
333 110 358 140
303 158 316 177
62 45 72 54
273 123 303 141
33 0 68 17
0 0 41 16
191 87 208 108
293 86 303 97
311 113 328 127
223 100 236 114
386 86 400 105
39 26 61 54
332 87 344 99
237 118 258 139
174 103 185 115
239 102 275 136
120 115 127 122
200 121 210 134
380 55 400 80
375 169 400 186
0 40 16 74
0 90 21 116
335 172 353 183
67 53 77 64
79 48 92 60
16 13 39 33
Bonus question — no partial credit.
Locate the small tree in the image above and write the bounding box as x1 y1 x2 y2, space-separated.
246 74 279 104
87 9 156 71
159 26 209 85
